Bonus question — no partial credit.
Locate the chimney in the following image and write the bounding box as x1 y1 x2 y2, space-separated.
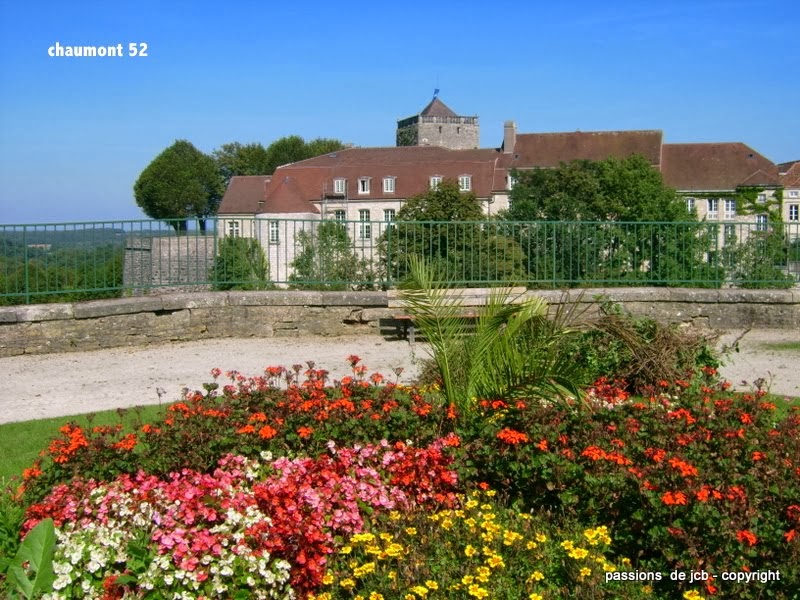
503 121 516 154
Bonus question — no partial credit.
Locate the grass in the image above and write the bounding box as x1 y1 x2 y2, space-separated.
0 404 167 481
761 340 800 352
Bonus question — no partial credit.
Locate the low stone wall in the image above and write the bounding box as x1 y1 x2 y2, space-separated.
0 288 797 357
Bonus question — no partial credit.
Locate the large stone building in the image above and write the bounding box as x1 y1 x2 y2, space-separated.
396 96 479 150
217 97 796 279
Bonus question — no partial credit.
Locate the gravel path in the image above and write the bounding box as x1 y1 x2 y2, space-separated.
0 329 797 425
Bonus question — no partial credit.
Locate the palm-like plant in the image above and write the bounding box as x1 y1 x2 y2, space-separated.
398 256 588 416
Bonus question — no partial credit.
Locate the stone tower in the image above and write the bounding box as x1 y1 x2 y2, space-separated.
396 96 479 150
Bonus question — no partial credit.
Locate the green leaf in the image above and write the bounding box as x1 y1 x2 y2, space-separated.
7 518 56 599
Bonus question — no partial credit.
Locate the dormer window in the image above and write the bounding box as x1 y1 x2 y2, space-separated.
458 175 472 192
333 178 346 195
358 177 371 194
383 176 396 194
430 176 442 190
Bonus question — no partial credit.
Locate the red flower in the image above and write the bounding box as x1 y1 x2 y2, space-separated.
536 439 549 451
297 426 314 439
736 530 757 546
752 451 766 461
496 428 529 445
739 412 754 425
662 491 688 506
258 425 278 440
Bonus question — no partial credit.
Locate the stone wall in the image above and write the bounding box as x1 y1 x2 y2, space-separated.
0 288 797 357
123 234 216 294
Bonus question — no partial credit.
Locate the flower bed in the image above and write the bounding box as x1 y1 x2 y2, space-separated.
4 359 799 599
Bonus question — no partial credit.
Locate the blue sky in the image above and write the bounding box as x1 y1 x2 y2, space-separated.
1 0 798 224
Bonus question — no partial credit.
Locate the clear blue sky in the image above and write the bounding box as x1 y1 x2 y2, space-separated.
1 0 798 224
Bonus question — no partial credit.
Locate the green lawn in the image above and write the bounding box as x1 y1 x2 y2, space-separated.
761 340 800 352
0 404 167 482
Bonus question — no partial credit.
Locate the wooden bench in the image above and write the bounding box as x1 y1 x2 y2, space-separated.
388 287 527 343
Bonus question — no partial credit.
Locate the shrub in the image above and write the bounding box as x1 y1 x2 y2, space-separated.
210 236 272 290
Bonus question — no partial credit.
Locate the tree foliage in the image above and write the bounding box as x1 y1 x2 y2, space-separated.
212 142 271 188
134 140 223 232
210 237 272 290
381 180 526 285
289 221 372 290
503 155 717 286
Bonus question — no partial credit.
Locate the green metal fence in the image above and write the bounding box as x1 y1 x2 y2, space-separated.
1 218 798 304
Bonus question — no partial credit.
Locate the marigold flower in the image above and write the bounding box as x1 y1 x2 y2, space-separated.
258 424 278 440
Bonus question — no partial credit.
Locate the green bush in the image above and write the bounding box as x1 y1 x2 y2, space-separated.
210 236 273 290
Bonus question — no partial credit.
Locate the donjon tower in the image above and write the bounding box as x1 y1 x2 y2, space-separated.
396 95 479 150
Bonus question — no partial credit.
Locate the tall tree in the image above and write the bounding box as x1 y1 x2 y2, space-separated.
212 142 270 187
503 155 715 286
381 180 526 284
264 136 346 174
134 140 223 232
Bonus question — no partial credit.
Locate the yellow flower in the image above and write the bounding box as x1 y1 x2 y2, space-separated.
535 532 547 542
461 574 475 585
340 578 356 589
389 511 402 521
467 584 489 598
405 527 418 536
379 532 393 541
365 545 382 555
530 594 544 600
465 517 477 529
410 585 429 597
464 544 478 557
486 489 496 497
486 555 505 569
526 540 538 550
683 592 705 600
568 547 589 560
476 566 491 582
425 580 439 590
580 567 592 577
388 571 397 581
480 504 493 511
560 540 574 551
369 593 385 600
321 573 335 585
353 562 376 578
503 529 523 545
466 499 479 509
441 517 454 530
528 570 545 582
386 543 405 558
340 545 352 554
352 532 376 543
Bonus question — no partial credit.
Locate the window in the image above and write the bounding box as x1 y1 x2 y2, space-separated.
685 197 695 213
383 177 396 193
333 178 346 194
789 190 799 198
333 209 346 221
724 224 736 243
430 176 442 190
358 209 371 239
384 209 396 222
707 198 719 218
458 175 472 192
507 175 517 190
758 193 767 202
724 198 736 220
269 221 280 244
789 204 799 221
227 220 241 238
358 178 370 194
755 214 768 231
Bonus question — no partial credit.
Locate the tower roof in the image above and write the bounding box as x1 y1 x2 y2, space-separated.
419 97 458 118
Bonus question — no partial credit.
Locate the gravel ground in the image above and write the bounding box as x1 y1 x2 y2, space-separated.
0 328 798 425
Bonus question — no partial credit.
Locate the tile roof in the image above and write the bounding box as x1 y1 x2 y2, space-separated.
780 162 800 187
509 130 663 168
778 160 799 174
218 175 270 214
661 143 780 191
264 176 320 214
419 97 459 118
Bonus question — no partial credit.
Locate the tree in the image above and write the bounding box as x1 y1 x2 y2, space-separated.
212 142 270 188
503 155 715 286
210 237 272 290
134 140 223 232
381 180 526 285
289 221 372 289
264 136 345 174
